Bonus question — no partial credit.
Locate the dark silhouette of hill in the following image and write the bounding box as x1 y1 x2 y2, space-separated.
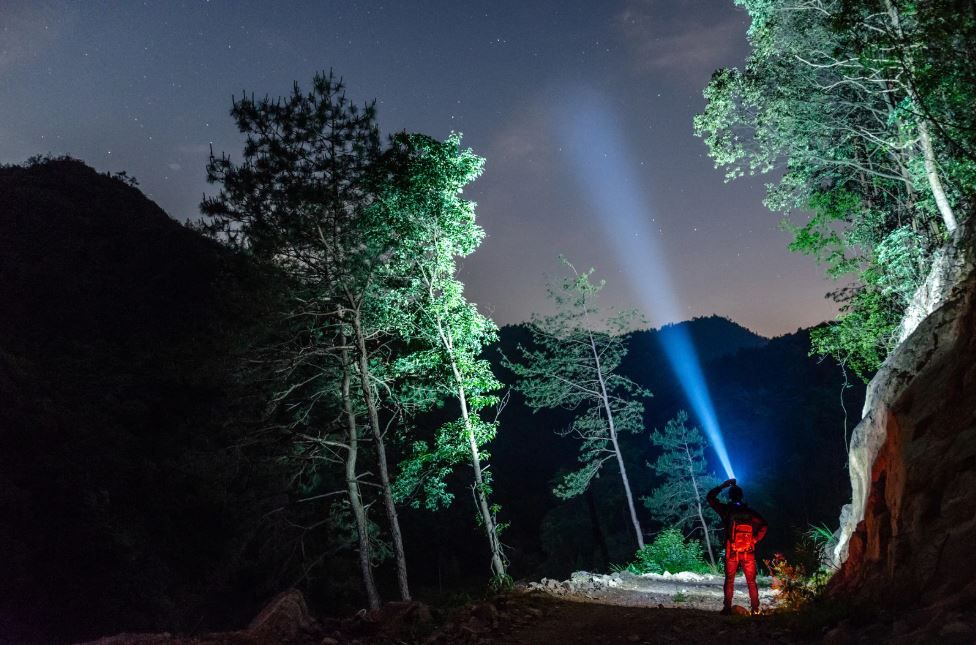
0 159 286 643
625 315 769 367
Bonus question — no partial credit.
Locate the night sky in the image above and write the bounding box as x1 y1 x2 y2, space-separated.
2 0 839 336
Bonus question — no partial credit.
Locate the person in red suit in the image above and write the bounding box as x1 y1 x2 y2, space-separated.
707 478 768 615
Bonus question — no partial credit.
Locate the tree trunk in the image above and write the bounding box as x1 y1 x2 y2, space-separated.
456 379 507 579
695 499 716 569
684 444 716 569
917 119 958 232
435 312 506 579
351 312 411 601
884 0 958 233
340 347 381 610
590 334 645 550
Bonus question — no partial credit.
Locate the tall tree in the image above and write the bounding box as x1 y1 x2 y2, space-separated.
643 411 721 569
695 0 975 378
371 133 510 582
503 260 650 549
201 71 411 606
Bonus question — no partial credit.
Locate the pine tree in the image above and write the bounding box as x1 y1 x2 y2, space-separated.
643 411 721 569
201 71 408 607
503 259 650 549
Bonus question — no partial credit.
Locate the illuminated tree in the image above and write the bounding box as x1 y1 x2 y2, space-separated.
503 260 650 549
695 0 976 377
371 133 509 582
201 71 409 607
642 411 721 568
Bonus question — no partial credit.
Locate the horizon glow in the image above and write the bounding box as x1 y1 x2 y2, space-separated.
555 90 736 480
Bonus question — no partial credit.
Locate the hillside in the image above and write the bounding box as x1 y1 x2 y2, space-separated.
0 159 285 642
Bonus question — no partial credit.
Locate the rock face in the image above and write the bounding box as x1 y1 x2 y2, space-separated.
830 224 976 613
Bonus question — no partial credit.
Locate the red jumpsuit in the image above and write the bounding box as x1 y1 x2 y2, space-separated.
707 487 767 612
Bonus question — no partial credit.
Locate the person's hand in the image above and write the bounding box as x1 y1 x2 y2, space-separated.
723 478 736 488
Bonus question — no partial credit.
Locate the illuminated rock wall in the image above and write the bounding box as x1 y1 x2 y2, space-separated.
830 224 976 611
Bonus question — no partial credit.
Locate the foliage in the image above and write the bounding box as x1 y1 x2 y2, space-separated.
809 276 901 381
502 259 650 548
696 0 975 378
503 261 650 500
378 133 498 497
371 132 509 577
626 527 712 575
488 573 515 593
810 224 930 380
201 70 395 607
765 552 833 611
642 411 721 566
794 523 839 574
875 226 929 307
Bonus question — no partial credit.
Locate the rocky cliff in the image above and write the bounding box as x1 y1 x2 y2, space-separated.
830 224 976 618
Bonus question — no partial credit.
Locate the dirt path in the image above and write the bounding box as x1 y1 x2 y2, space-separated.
494 595 814 644
529 570 778 612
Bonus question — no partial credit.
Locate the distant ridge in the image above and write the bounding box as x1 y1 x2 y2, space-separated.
626 314 768 367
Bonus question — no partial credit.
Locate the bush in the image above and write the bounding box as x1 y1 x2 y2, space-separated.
626 527 711 575
764 552 833 610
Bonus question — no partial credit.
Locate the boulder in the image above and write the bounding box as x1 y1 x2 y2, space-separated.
247 589 315 641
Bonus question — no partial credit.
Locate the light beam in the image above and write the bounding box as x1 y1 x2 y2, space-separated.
555 90 736 480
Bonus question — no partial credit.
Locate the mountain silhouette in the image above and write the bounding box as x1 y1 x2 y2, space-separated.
0 158 283 642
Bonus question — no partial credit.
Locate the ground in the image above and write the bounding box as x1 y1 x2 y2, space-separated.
496 596 813 644
423 574 830 645
92 575 909 645
526 570 778 612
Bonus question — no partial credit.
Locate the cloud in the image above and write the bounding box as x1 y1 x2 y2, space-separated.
616 0 748 79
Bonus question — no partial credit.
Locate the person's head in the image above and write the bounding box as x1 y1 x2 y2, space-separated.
728 484 744 503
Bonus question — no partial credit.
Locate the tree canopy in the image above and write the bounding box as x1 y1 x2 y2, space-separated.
504 260 651 549
696 0 975 379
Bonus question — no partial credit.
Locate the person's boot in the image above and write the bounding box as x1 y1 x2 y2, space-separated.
719 606 732 615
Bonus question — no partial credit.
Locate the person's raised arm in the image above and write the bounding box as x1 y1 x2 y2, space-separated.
707 478 735 513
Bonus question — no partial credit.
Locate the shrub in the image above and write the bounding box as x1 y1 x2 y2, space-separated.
626 527 711 575
764 552 833 610
798 523 839 572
